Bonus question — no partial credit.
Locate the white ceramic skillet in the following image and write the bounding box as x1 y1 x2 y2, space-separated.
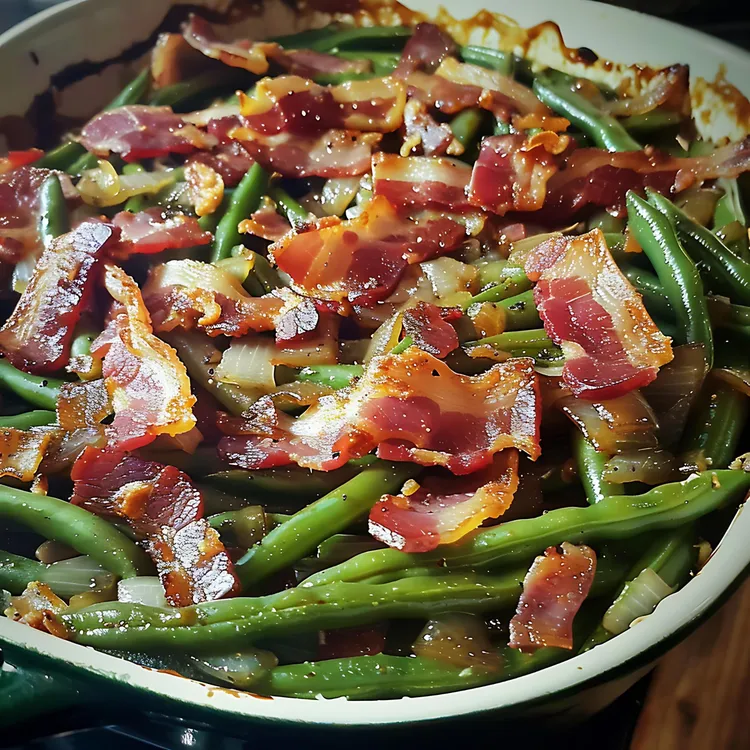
0 0 748 740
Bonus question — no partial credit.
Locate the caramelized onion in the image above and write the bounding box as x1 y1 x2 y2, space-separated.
602 449 676 485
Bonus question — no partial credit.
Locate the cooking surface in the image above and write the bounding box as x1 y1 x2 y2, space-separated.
0 2 749 748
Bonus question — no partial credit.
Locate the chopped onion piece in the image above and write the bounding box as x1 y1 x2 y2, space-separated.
602 568 674 635
602 448 676 484
117 576 168 608
421 257 477 304
188 649 278 688
42 556 115 598
77 160 174 207
215 337 277 392
320 177 361 217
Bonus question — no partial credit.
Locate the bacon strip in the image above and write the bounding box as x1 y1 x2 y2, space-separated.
526 230 673 400
270 195 466 306
0 222 116 374
78 106 217 162
57 380 112 431
219 347 540 474
237 75 406 136
401 301 461 358
393 22 456 77
7 582 68 638
468 132 570 215
369 450 519 552
0 427 57 482
111 209 212 258
372 153 473 214
187 142 255 187
509 543 597 653
71 446 239 605
93 265 196 450
400 99 458 157
143 259 285 337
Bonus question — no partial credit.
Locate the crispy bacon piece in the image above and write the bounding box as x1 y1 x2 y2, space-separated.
393 22 456 77
237 75 406 136
187 142 255 187
71 446 203 534
468 132 570 215
0 149 43 174
527 230 673 400
149 519 240 606
401 301 460 358
111 209 212 258
143 259 285 336
372 153 473 213
184 161 224 217
0 426 57 482
71 446 239 605
271 309 340 367
238 199 293 241
509 543 597 653
400 99 458 157
269 195 466 305
542 138 750 220
77 106 217 162
57 380 112 431
0 221 116 374
232 128 381 179
278 49 371 77
219 347 540 474
7 582 68 638
369 450 519 553
93 265 196 450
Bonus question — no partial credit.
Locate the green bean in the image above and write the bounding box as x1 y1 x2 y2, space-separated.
620 110 683 133
209 506 268 549
162 332 257 415
0 485 151 578
532 71 640 152
574 431 625 505
36 68 152 171
463 329 562 364
466 269 532 307
66 152 99 177
620 264 674 321
646 189 750 306
235 461 418 589
497 290 541 331
626 191 713 364
270 26 345 48
307 25 412 52
334 51 400 76
230 247 282 294
303 470 750 585
313 71 375 85
0 359 63 410
0 550 49 594
148 70 233 108
587 211 625 234
476 262 527 290
297 364 363 390
211 163 269 262
38 175 69 248
269 185 311 229
714 178 748 231
449 108 486 150
120 163 146 213
59 555 627 650
0 411 56 429
390 336 414 356
460 45 514 75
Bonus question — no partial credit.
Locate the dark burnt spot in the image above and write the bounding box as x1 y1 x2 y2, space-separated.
29 51 39 66
576 47 598 64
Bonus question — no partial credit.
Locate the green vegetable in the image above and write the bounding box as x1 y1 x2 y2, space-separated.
0 359 63 410
626 191 713 365
296 364 364 390
460 45 514 75
148 70 234 108
306 25 412 52
449 108 486 150
0 485 151 579
620 110 683 133
334 51 400 76
0 411 56 429
303 471 750 585
269 185 311 229
574 431 624 505
235 462 418 589
38 175 69 248
532 71 641 152
647 189 750 306
211 163 269 262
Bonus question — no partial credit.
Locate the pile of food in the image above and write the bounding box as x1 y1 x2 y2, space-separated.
1 1 749 700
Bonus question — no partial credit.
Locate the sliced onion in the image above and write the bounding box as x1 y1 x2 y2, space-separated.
40 426 106 474
42 556 115 598
215 337 277 392
602 448 676 485
319 176 361 217
643 343 708 446
507 231 562 266
421 257 478 305
412 613 501 672
35 540 78 564
150 426 204 454
715 366 750 397
675 186 723 227
117 576 168 608
77 160 174 207
188 649 278 688
271 380 334 407
602 568 674 635
364 310 404 363
12 253 40 294
560 392 658 455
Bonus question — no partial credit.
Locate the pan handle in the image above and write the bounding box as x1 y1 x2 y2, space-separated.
0 660 84 728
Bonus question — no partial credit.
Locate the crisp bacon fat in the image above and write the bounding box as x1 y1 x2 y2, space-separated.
93 265 196 449
269 195 466 305
0 222 116 374
527 229 673 400
219 347 541 474
112 208 212 257
369 450 520 552
509 543 597 653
